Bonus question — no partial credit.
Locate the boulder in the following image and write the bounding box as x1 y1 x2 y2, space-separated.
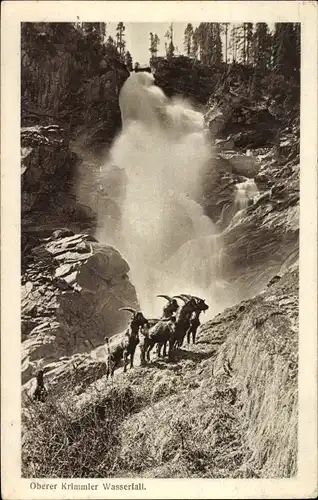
21 231 139 384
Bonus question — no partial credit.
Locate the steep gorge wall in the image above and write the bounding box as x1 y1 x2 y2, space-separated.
21 128 139 386
22 25 129 151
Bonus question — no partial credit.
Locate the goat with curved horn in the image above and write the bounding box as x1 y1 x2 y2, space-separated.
118 307 137 314
179 294 193 301
173 295 188 303
157 295 172 301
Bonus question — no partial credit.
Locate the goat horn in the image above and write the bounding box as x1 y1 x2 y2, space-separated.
157 294 172 301
118 307 136 314
173 295 188 303
179 294 193 300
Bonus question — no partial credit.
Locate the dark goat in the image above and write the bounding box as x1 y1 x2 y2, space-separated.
153 294 181 357
157 294 180 318
33 370 47 403
141 316 177 363
168 295 198 352
105 307 149 379
186 297 209 344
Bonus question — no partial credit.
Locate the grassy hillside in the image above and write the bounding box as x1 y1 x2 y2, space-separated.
22 268 298 478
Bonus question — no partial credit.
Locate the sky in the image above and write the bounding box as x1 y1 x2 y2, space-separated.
107 23 199 66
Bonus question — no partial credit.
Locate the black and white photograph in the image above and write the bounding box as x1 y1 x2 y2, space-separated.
1 1 317 498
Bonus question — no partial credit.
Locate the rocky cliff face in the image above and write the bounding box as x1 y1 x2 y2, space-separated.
22 24 130 151
21 230 139 385
21 125 97 269
151 56 221 104
21 127 139 386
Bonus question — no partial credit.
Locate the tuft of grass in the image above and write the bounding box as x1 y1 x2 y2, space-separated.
22 378 145 478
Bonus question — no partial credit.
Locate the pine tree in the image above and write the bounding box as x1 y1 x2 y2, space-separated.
222 23 230 63
240 23 247 64
194 24 205 62
273 23 299 80
154 34 160 56
82 23 106 43
246 23 254 65
235 23 253 65
149 32 160 61
191 28 199 59
125 50 133 71
191 23 223 66
211 23 222 66
229 24 239 63
184 23 194 56
253 23 271 71
165 23 175 58
116 22 126 62
195 23 211 64
105 35 119 59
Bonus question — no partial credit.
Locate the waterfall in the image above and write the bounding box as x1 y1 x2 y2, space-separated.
234 178 259 212
96 71 233 318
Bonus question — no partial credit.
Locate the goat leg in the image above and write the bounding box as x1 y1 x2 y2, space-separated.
130 350 135 369
192 328 197 344
168 339 175 359
163 341 167 357
186 328 191 344
140 345 146 366
123 350 128 373
146 341 154 362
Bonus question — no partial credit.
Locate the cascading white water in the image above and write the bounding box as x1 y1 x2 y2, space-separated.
96 71 234 317
234 178 259 211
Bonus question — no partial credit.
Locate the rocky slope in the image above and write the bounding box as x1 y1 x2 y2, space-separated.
22 266 298 478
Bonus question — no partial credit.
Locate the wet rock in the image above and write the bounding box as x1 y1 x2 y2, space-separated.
221 166 299 297
205 91 280 150
218 151 260 178
199 153 257 224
